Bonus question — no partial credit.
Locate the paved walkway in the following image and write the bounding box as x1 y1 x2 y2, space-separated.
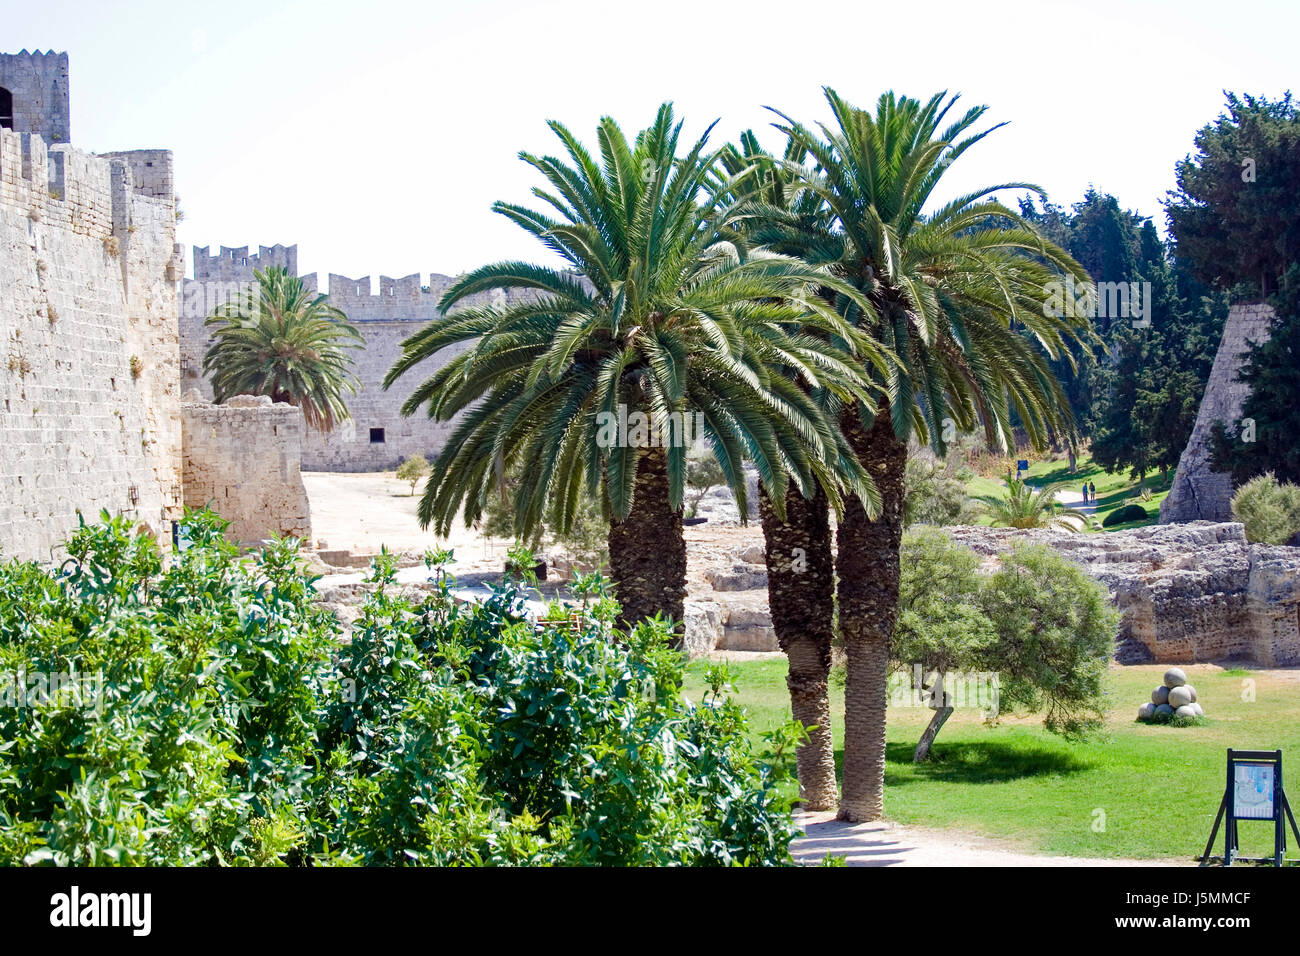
792 811 1172 867
1056 487 1099 515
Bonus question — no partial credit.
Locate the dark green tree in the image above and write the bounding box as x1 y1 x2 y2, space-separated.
1167 92 1300 298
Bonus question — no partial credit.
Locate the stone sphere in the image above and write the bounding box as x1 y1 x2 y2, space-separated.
1154 703 1175 717
1151 685 1171 706
1138 702 1155 720
1168 686 1193 708
1191 702 1205 717
1164 668 1188 688
1184 683 1197 703
1175 704 1198 719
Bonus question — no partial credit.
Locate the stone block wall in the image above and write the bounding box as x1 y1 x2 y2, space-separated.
1160 302 1275 523
0 126 181 562
181 394 311 546
179 247 534 472
0 51 71 144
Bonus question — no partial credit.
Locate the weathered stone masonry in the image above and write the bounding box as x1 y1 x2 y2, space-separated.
182 393 311 547
1160 302 1275 523
0 51 183 561
180 244 532 472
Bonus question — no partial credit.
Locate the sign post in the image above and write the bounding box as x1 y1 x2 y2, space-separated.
1200 749 1300 866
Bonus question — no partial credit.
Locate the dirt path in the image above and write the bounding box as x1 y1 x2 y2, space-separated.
792 812 1177 867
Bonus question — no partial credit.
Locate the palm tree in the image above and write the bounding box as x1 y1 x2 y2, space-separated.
715 131 862 809
978 477 1091 531
385 105 884 631
760 90 1095 821
203 266 362 432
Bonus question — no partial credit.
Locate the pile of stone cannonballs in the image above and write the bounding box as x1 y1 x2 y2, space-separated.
1138 668 1204 722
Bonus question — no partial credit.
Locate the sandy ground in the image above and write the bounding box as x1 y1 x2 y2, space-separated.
792 812 1176 867
303 471 514 573
303 469 766 581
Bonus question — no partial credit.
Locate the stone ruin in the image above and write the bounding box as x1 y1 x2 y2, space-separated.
181 392 311 547
1160 302 1274 523
947 522 1300 667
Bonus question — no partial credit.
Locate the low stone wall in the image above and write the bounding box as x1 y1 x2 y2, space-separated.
181 394 311 547
946 522 1300 666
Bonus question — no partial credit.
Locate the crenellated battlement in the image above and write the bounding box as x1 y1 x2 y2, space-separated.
177 242 545 470
193 243 299 281
321 272 465 319
0 127 175 243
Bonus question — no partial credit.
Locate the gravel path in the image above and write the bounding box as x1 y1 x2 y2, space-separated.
1055 487 1099 515
792 811 1180 867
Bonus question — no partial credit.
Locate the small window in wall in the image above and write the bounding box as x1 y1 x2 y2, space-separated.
369 428 386 444
0 88 13 130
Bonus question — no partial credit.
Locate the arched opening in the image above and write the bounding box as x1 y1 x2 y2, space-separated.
0 88 12 129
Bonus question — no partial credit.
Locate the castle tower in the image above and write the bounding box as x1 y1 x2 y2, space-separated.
0 50 71 143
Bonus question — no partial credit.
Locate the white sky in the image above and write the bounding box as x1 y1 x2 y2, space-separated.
10 0 1297 283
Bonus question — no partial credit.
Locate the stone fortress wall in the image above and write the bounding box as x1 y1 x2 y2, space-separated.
180 245 532 472
0 51 184 562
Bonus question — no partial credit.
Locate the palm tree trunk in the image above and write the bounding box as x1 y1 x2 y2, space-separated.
607 444 687 635
759 483 838 810
835 405 907 822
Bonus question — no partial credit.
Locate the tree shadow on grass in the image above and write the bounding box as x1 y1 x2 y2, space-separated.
880 740 1093 786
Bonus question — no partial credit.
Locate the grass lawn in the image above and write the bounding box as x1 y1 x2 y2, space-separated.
684 656 1300 860
965 451 1173 531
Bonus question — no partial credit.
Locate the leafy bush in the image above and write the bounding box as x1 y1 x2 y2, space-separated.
0 511 795 866
890 533 1118 752
1230 472 1300 544
1102 503 1149 527
893 529 996 676
481 465 609 569
978 544 1119 738
686 449 726 518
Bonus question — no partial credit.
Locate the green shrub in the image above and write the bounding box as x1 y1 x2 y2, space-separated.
890 531 1117 755
1231 472 1300 544
0 512 795 866
903 455 976 527
1102 503 1149 527
686 449 726 518
979 544 1120 738
893 528 996 676
395 454 430 495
